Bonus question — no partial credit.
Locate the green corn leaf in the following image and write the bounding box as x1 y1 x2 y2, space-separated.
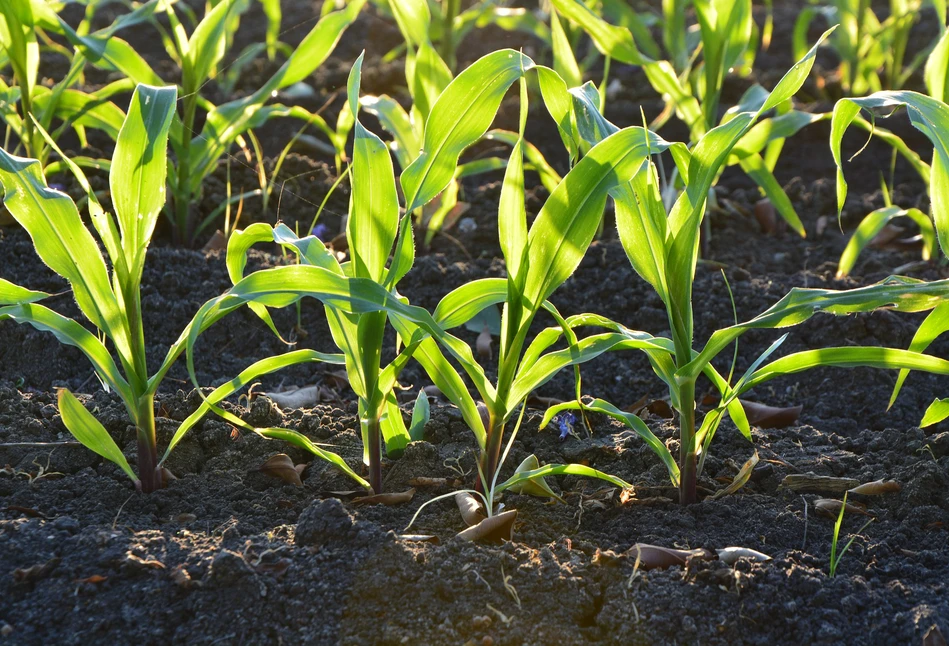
361 94 420 169
0 0 39 110
381 391 412 457
837 206 935 278
508 332 670 408
409 389 430 441
0 147 133 370
521 125 678 314
739 347 949 395
890 301 949 407
542 398 679 485
921 398 949 426
682 276 949 382
0 303 133 404
926 29 949 103
58 389 136 482
497 462 631 493
550 6 582 89
111 84 177 282
183 0 235 92
505 454 565 502
347 53 399 283
831 91 949 257
401 49 536 212
161 349 344 463
31 87 127 140
0 279 47 305
255 428 371 490
186 0 364 192
433 278 508 330
384 216 416 291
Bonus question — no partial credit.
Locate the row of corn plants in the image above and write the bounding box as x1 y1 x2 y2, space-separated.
0 2 947 519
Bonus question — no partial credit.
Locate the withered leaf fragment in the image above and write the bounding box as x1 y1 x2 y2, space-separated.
848 479 901 495
740 400 802 428
626 544 714 570
263 385 322 409
456 510 517 543
258 454 303 487
782 473 860 494
456 492 487 527
923 624 947 646
814 498 871 518
352 488 416 506
716 547 771 565
505 454 565 502
708 452 759 500
13 558 60 583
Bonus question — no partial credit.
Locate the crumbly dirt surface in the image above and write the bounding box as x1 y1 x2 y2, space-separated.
2 1 949 644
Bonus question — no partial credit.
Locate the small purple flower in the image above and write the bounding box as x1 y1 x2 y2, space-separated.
557 412 576 441
311 223 330 241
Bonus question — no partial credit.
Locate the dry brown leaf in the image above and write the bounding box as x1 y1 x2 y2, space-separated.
456 492 486 527
708 452 759 500
923 624 947 646
626 544 714 570
13 558 59 583
408 477 457 488
263 386 321 409
202 230 226 252
352 488 416 506
526 394 565 408
76 574 108 584
754 198 778 234
848 479 901 496
782 473 860 494
814 498 871 518
741 400 803 428
477 324 493 361
123 553 165 571
170 565 195 589
456 509 517 544
715 547 771 565
258 454 303 487
592 548 624 567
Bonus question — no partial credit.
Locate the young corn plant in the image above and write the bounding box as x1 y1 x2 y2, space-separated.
550 0 812 237
0 0 140 167
0 85 184 493
38 0 365 245
215 53 429 494
833 33 949 278
794 0 946 95
184 49 665 508
830 86 949 427
359 0 560 245
540 38 949 505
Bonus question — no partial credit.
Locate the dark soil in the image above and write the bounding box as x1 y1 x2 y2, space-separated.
2 0 948 644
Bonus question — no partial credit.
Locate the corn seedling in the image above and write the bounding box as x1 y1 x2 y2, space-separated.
185 49 657 503
540 36 949 504
829 492 874 577
550 0 811 237
36 0 364 245
794 0 946 95
362 0 560 245
0 0 139 168
0 85 185 493
215 53 429 493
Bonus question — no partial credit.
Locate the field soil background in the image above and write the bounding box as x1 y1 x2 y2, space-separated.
2 0 948 644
